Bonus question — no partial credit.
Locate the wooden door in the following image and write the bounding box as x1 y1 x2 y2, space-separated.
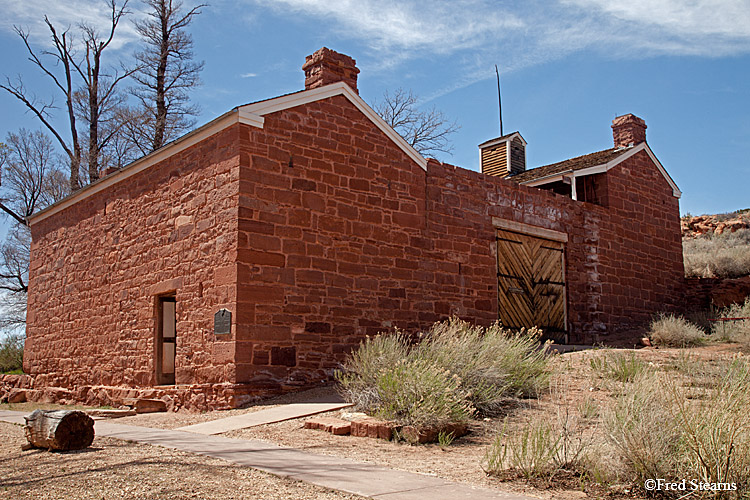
496 229 566 341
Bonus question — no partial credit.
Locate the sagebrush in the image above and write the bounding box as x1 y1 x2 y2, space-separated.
649 314 707 347
336 318 550 429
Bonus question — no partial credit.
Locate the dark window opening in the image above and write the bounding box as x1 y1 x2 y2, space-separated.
156 296 176 385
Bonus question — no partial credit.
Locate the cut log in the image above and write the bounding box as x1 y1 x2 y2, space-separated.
23 409 95 451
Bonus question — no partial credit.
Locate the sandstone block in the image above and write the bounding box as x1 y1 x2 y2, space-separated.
8 388 26 403
124 398 167 413
349 417 393 440
304 417 351 435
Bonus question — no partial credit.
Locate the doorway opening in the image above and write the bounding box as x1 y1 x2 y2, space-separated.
156 295 176 385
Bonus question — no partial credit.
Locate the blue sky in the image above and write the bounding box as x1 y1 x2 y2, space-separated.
0 0 748 216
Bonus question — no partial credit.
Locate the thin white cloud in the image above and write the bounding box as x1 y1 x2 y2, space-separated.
248 0 750 98
0 0 145 50
240 72 257 78
565 0 750 39
253 0 525 53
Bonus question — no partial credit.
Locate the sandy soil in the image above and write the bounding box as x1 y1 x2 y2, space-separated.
0 421 363 500
200 344 743 500
4 344 743 500
114 385 340 429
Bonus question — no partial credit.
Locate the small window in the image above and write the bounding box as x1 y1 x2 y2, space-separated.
156 296 176 385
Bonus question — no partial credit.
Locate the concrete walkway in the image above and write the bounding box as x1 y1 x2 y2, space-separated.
176 401 353 435
0 409 531 500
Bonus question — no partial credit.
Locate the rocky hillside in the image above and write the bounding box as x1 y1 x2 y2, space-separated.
682 210 750 238
682 209 750 280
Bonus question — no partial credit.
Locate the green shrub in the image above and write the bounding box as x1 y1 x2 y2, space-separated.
684 228 750 279
372 357 472 428
337 318 551 429
336 332 410 412
649 314 707 347
0 334 24 373
417 319 550 415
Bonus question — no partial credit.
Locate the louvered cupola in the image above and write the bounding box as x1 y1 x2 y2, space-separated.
478 132 526 177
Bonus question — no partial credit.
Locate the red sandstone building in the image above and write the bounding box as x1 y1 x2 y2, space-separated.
23 48 684 410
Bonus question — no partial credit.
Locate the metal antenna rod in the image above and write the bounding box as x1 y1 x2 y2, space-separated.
495 64 503 136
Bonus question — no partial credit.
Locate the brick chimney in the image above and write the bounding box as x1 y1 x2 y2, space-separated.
302 47 359 94
612 113 647 148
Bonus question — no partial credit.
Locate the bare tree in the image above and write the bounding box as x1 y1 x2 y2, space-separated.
1 1 133 190
72 0 136 183
131 0 205 152
375 88 460 158
2 21 83 192
0 130 68 331
0 226 32 331
0 129 67 225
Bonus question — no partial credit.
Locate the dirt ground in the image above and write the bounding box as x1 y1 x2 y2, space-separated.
0 421 364 500
3 344 744 500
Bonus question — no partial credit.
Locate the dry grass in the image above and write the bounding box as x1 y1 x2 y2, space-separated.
684 228 750 278
484 347 750 498
589 350 650 381
711 298 750 344
649 314 708 347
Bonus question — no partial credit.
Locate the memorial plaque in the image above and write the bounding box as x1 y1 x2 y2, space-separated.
214 309 232 335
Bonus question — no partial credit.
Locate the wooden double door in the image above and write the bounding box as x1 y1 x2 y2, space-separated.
496 229 567 341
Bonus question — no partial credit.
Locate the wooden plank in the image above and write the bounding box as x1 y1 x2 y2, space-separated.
496 228 566 332
492 218 568 243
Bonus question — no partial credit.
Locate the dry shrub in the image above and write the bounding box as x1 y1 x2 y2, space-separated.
419 319 550 415
684 228 750 279
649 314 707 347
711 298 750 344
336 318 551 428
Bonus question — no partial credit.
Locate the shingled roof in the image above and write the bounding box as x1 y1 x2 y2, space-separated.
509 146 632 183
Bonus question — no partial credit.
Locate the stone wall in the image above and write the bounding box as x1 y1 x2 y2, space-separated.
24 92 685 409
592 150 685 341
232 95 429 389
26 124 242 402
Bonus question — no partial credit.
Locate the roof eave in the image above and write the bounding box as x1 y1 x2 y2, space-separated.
478 131 527 149
28 108 241 226
29 82 429 226
517 142 681 198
